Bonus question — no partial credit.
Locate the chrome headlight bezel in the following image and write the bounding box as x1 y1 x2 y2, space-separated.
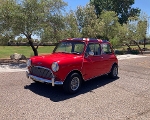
51 62 59 72
26 59 31 67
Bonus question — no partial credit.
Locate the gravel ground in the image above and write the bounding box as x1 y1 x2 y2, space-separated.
0 56 150 120
0 59 27 72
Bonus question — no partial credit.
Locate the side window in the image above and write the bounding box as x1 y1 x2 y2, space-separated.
74 43 84 53
86 43 101 55
101 43 112 54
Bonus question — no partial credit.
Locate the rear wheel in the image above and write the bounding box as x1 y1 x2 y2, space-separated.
108 64 118 79
63 73 82 94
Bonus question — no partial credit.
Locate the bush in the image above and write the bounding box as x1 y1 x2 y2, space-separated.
115 48 140 55
130 49 140 54
115 50 124 55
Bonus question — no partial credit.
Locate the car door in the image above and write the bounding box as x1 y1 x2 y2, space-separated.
100 43 115 73
83 43 105 80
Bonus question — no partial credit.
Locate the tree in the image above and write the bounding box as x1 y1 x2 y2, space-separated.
137 20 147 48
90 0 141 24
99 11 120 40
0 34 14 45
136 13 148 49
16 36 23 43
0 0 67 56
41 14 66 43
110 23 128 48
64 11 81 38
118 16 148 54
75 5 121 41
75 5 104 38
75 6 85 33
81 5 102 38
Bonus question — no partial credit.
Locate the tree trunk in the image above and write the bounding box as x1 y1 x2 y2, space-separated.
131 40 143 54
27 35 38 56
143 37 146 51
125 43 131 53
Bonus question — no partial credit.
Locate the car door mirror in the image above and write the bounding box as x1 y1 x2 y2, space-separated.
89 51 94 56
84 51 94 58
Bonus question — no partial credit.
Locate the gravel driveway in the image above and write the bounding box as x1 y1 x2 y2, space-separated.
0 55 150 120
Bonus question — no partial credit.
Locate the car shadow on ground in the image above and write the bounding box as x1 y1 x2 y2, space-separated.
24 75 119 102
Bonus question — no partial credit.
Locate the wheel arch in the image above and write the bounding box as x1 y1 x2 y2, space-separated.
64 69 84 82
113 62 118 67
108 62 118 78
109 62 118 73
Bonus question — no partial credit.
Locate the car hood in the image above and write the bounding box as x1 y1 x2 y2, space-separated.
30 53 83 68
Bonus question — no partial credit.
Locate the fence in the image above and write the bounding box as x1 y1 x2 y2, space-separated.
7 42 57 46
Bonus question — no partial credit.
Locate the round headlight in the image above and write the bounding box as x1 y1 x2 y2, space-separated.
51 62 59 72
27 59 31 67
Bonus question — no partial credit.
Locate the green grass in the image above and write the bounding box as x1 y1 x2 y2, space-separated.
0 46 55 59
1 44 150 59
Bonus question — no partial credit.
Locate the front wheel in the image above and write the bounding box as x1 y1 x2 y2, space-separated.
63 73 82 94
108 64 118 79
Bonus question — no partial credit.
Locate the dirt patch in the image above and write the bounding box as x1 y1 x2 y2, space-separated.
0 59 27 65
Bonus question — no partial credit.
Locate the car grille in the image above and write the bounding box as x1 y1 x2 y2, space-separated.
30 66 54 79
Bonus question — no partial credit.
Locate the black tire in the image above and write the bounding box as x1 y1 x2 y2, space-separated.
63 73 82 94
108 64 118 79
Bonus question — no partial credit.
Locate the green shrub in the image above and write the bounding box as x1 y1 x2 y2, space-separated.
130 49 140 54
115 50 124 55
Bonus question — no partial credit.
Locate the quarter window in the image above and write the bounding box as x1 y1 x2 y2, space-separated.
101 43 112 54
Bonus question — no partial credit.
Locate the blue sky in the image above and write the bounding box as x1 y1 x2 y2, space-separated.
64 0 150 35
133 0 150 18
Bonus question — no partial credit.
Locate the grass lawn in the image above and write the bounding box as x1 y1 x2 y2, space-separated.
0 44 150 59
0 46 55 59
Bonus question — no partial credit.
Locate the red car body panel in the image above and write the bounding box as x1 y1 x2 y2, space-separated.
30 53 84 81
27 38 118 84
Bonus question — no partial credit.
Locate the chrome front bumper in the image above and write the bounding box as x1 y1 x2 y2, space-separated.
26 71 63 86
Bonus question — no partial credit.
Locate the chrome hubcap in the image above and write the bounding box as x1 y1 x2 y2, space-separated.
70 77 80 91
113 66 118 76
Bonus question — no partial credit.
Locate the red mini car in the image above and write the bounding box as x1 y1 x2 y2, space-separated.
26 38 118 93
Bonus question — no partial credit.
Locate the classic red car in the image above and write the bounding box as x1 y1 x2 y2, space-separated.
26 38 118 93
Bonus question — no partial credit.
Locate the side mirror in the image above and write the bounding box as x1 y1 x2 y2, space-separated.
84 51 94 58
89 51 94 56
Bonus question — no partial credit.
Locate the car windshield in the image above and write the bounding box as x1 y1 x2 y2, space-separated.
54 41 85 54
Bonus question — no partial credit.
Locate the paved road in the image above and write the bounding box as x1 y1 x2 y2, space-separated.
0 56 150 120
